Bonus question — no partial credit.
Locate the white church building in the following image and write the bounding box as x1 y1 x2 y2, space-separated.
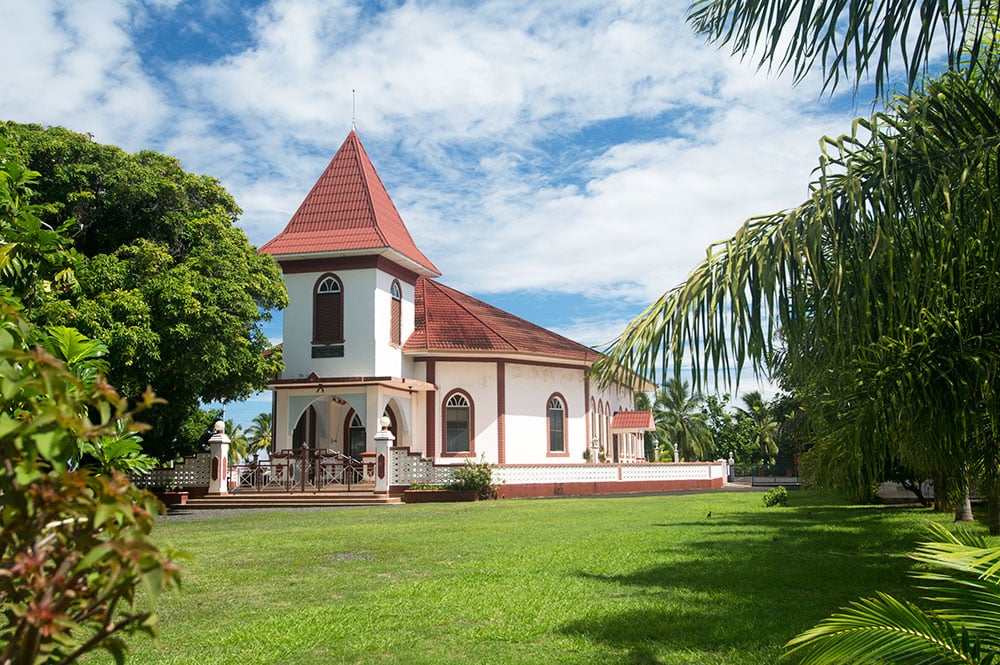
252 131 727 497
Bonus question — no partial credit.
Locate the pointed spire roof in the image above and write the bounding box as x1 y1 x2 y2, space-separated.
260 131 440 277
403 279 599 363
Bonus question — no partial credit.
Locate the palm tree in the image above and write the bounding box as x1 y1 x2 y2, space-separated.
654 379 714 461
245 412 273 457
737 391 778 464
224 419 249 464
786 522 1000 663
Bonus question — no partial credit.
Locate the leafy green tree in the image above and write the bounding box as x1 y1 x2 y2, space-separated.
704 393 759 464
245 412 273 458
654 379 714 461
0 142 178 664
597 69 1000 525
172 407 219 458
1 122 288 461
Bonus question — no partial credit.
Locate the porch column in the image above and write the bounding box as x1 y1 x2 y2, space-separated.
207 420 230 496
374 416 395 495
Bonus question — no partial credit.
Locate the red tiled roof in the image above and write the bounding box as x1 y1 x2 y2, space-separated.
611 410 655 431
260 131 440 276
403 278 599 363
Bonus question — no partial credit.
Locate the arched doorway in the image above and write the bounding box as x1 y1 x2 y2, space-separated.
342 405 398 459
292 404 318 450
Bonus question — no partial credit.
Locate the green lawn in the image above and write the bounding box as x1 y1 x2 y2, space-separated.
113 491 966 664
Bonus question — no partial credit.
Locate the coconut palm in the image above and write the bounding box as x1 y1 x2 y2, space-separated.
245 412 273 457
224 419 249 464
654 379 714 461
737 391 778 464
785 522 1000 663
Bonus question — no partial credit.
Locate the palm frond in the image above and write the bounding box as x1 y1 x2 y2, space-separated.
784 591 983 664
686 0 1000 95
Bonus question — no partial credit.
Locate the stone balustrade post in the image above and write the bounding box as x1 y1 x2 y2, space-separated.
207 420 231 496
373 416 395 494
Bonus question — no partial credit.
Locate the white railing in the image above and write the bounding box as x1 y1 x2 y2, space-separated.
132 452 212 490
388 449 726 490
234 448 368 492
494 462 724 486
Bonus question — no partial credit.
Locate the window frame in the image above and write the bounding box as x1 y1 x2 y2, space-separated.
441 389 475 457
547 393 569 456
313 273 345 345
389 279 402 347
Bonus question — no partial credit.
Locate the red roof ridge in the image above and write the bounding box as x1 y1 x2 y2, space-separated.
424 280 518 352
404 278 598 362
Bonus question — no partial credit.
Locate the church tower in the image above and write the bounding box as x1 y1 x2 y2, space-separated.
260 131 439 454
261 131 440 380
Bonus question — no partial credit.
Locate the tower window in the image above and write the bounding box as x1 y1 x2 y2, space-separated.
314 274 344 344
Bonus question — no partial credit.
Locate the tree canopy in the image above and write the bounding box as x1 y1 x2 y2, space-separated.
1 122 288 460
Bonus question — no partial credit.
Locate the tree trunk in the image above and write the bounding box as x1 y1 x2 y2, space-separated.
932 473 953 513
988 490 1000 535
954 482 974 522
955 493 974 522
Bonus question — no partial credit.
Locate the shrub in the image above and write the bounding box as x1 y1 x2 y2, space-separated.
763 486 789 507
446 457 497 499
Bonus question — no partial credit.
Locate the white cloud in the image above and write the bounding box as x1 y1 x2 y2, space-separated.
0 0 873 346
0 0 169 148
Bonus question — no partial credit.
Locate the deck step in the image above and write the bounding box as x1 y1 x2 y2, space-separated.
177 488 400 510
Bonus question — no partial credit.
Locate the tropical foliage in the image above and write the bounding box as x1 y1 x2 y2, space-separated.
652 379 714 461
0 143 178 663
785 522 1000 663
225 419 250 464
0 122 288 461
738 391 779 464
687 0 1000 95
245 412 273 457
597 2 1000 529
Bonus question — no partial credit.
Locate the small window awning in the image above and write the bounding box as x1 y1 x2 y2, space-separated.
610 410 655 434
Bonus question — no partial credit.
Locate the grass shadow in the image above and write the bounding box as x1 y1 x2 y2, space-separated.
559 496 943 663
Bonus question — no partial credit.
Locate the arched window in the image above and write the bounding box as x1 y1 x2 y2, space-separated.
443 391 473 455
590 397 597 446
390 280 402 347
313 274 344 344
547 395 567 455
596 401 604 452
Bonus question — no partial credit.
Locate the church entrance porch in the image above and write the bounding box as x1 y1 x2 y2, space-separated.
267 375 434 476
233 447 369 493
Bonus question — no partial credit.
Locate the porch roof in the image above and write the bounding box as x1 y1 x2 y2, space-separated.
268 374 435 393
610 410 655 433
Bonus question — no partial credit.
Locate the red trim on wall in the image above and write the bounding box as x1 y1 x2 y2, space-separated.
279 255 419 284
412 356 591 372
425 360 436 459
497 360 506 465
584 378 591 453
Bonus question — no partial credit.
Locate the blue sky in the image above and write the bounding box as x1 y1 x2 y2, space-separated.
1 0 895 427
